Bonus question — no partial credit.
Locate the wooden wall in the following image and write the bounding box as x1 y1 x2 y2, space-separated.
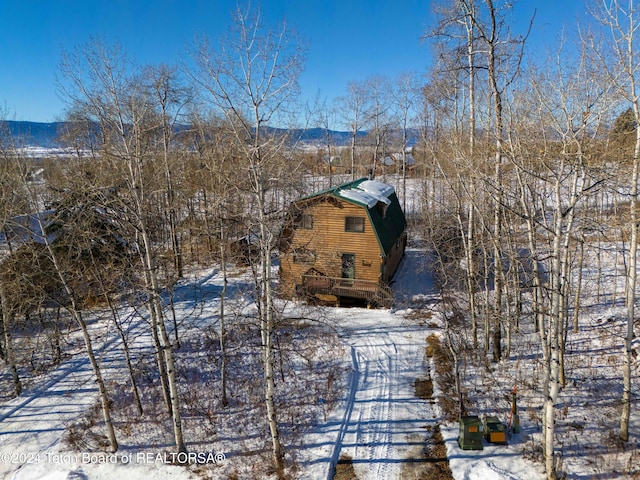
381 231 407 283
279 198 383 297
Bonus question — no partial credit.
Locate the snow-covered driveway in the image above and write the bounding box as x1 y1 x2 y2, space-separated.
297 308 438 480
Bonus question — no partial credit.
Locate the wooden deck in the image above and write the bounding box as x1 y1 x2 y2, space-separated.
301 274 394 307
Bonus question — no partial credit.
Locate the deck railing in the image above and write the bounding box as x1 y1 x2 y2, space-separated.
301 274 394 307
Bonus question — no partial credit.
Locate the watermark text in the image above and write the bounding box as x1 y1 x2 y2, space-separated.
1 450 226 466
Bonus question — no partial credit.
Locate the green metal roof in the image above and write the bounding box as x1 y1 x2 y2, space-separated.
298 177 407 256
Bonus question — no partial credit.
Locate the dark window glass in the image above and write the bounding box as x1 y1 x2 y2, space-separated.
345 216 365 233
295 213 313 229
300 214 313 229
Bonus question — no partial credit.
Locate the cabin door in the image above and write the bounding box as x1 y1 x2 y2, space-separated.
341 253 356 282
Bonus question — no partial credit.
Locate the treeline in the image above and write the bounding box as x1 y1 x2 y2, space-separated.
420 2 639 480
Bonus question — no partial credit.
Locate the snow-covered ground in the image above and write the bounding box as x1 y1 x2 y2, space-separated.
0 250 446 480
0 246 637 479
296 307 438 480
0 308 195 480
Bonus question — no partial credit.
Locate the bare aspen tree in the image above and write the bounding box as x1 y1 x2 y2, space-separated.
464 1 478 157
0 280 21 396
474 0 504 362
391 72 419 212
426 0 480 154
337 80 366 181
106 295 144 415
520 40 609 479
459 5 483 350
0 270 22 396
510 78 562 480
0 130 27 397
423 54 474 347
458 0 531 362
144 64 191 279
312 96 336 187
218 220 229 408
191 4 307 472
589 0 640 443
425 0 491 350
58 39 187 453
188 112 241 407
363 75 392 178
314 96 337 187
28 188 120 453
572 232 586 333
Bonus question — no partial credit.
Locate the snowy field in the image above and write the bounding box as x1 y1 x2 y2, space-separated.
0 244 638 479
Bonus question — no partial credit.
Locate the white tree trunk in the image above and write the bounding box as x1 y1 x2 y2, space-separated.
36 214 119 452
620 109 640 441
0 285 21 396
256 174 285 472
142 226 187 453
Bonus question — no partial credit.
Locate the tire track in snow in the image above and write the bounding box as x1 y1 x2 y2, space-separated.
347 337 397 479
326 346 360 480
324 314 434 480
368 350 394 480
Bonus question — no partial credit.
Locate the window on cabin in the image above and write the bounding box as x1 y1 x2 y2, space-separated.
345 216 365 233
301 214 313 229
295 213 313 229
292 249 316 264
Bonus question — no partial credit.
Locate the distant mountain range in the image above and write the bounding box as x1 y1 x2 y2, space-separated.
1 120 420 149
1 121 64 148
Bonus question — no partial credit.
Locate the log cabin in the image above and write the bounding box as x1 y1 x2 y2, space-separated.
278 177 407 307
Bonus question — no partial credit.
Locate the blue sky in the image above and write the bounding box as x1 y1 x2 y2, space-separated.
0 0 588 123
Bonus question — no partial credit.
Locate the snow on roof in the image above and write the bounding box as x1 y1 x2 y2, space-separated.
338 179 394 208
338 188 380 208
358 179 395 198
